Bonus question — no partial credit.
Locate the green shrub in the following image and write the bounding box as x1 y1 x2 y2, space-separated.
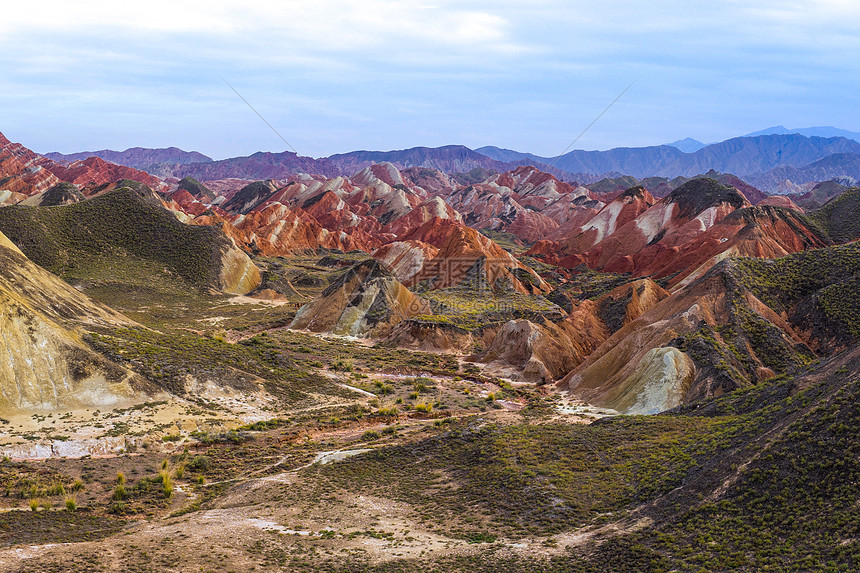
414 403 433 414
361 430 380 441
188 455 211 471
46 482 65 497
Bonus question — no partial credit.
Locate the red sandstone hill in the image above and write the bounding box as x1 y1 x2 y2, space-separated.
0 132 60 201
3 130 848 325
1 132 169 202
529 178 750 271
444 165 602 243
527 177 835 288
45 156 166 192
395 217 550 294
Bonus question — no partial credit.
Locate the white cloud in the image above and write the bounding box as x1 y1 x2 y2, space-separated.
3 1 528 54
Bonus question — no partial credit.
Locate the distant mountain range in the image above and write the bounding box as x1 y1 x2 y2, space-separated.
329 145 518 176
39 129 860 193
45 147 213 170
477 134 860 180
745 125 860 143
161 145 587 184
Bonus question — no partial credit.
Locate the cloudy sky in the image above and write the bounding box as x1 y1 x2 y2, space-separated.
2 1 858 158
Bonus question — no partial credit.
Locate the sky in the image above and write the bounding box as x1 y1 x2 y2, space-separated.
1 1 859 159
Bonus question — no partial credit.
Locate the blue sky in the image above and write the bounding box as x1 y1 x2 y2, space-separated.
2 1 859 159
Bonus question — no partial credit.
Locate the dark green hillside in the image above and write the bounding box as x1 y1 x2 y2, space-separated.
312 413 751 538
735 242 860 347
177 176 215 201
805 186 860 243
35 182 85 206
667 178 747 217
86 327 349 403
586 348 860 572
0 185 233 291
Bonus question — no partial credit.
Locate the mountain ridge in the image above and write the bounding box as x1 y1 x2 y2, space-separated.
32 131 860 192
745 125 860 142
45 147 213 168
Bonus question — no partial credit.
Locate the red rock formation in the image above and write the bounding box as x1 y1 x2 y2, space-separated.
558 185 656 255
445 165 600 243
501 209 560 243
383 197 462 237
44 156 166 192
529 179 755 278
477 278 670 383
661 205 828 288
399 218 550 294
558 262 813 414
399 167 455 195
194 202 381 256
757 195 803 211
169 189 209 217
0 132 61 197
351 162 407 189
373 240 440 283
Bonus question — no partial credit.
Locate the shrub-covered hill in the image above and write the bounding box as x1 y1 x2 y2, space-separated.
555 239 859 415
313 345 860 572
176 176 215 202
0 184 259 294
804 186 860 243
735 241 860 350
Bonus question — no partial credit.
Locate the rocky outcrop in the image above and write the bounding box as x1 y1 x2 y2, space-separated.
290 260 431 338
476 279 669 383
400 218 550 294
560 260 818 414
610 347 695 414
373 240 439 283
176 176 216 202
0 231 157 414
443 166 600 243
479 319 584 383
668 205 829 288
383 196 462 237
757 195 802 211
222 180 279 214
216 240 262 295
525 178 831 285
212 202 381 255
0 132 61 197
382 319 477 352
